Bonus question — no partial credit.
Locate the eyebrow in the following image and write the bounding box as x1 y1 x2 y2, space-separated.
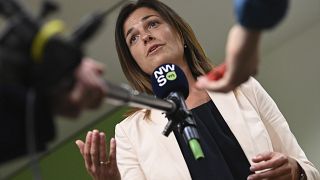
125 15 159 38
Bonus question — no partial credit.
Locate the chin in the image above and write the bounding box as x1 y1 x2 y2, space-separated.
153 58 174 66
149 53 182 70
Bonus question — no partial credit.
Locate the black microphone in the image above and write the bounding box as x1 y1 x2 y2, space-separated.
151 63 204 160
104 81 176 113
69 0 127 46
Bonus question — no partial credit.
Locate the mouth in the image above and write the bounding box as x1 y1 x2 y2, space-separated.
147 44 163 56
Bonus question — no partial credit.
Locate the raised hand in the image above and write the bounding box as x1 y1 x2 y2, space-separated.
196 25 260 93
76 130 121 180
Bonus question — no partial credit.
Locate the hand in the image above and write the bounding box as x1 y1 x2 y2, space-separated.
56 58 107 117
71 57 107 109
76 130 121 180
248 152 301 180
196 25 260 93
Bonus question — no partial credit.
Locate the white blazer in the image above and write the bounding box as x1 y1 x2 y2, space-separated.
115 78 319 180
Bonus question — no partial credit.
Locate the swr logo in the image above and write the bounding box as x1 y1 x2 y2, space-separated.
153 64 177 87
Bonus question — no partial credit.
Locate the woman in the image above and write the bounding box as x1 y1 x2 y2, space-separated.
75 0 319 179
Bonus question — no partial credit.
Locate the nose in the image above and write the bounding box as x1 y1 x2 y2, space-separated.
142 33 155 45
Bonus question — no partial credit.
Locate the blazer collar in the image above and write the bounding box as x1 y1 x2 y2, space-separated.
208 90 257 164
147 90 257 174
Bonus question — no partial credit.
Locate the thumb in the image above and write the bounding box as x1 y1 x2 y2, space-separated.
196 76 234 93
109 138 117 167
75 140 85 155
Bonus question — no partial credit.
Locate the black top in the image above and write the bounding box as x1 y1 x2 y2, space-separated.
173 100 252 180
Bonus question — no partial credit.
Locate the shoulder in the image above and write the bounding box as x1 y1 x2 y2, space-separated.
115 108 166 138
233 77 274 112
236 77 269 100
238 77 263 94
116 109 147 129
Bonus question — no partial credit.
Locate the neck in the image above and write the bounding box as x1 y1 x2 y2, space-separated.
179 64 211 109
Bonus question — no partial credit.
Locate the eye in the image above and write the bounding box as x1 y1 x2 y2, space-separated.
129 34 139 45
148 20 159 29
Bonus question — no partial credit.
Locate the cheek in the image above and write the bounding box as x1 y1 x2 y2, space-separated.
169 36 184 58
130 45 143 63
165 35 184 55
130 49 139 63
130 47 151 74
162 27 183 45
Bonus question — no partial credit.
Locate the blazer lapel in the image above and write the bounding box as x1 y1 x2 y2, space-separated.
147 109 192 180
208 91 257 164
143 90 260 177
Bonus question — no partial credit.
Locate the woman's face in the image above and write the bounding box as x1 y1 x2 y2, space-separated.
123 7 185 75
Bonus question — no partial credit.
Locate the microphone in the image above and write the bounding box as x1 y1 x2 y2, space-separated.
207 0 289 81
235 0 289 30
151 63 204 160
104 81 176 113
69 0 128 46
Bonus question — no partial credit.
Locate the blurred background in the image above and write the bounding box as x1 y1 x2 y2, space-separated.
0 0 319 179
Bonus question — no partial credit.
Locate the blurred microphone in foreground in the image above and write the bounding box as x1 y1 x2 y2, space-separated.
0 0 119 163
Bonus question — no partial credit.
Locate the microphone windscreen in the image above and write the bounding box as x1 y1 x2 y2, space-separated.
235 0 289 30
151 63 189 99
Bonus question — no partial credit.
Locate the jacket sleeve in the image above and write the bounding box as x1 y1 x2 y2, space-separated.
240 77 320 180
115 123 146 180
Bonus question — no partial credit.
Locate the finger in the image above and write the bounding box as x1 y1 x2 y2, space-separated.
84 131 93 168
94 62 105 75
82 64 103 89
252 152 274 163
91 58 105 75
75 140 85 155
90 129 100 167
207 64 227 80
83 57 105 74
99 132 107 163
248 165 291 180
196 76 236 93
109 138 117 168
251 153 288 172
